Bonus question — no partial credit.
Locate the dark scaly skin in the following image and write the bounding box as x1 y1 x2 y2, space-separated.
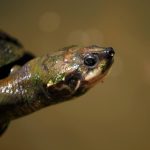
0 32 115 136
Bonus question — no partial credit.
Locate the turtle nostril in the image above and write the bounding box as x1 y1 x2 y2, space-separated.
105 47 115 58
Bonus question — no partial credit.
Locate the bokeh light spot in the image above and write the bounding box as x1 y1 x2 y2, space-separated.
39 12 60 33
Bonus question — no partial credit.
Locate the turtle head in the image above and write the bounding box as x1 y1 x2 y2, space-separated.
44 45 115 102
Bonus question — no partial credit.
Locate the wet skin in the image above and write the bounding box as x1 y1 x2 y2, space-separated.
0 32 115 136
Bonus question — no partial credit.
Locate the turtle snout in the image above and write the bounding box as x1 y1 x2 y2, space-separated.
105 47 115 59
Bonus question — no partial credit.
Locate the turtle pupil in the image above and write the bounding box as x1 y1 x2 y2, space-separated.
84 54 98 68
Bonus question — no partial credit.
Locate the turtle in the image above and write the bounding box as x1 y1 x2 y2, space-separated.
0 30 115 136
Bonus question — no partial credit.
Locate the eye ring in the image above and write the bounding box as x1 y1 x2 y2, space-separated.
84 54 99 68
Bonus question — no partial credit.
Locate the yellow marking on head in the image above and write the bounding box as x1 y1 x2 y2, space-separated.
85 59 107 81
47 80 53 87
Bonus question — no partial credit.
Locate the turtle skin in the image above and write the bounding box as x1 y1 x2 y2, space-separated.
0 31 115 137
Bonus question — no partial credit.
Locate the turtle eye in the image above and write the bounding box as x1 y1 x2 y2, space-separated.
84 54 99 68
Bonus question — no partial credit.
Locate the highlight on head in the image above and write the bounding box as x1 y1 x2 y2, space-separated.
44 45 115 100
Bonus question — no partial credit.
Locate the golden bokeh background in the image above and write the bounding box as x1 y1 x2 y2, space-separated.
0 0 150 150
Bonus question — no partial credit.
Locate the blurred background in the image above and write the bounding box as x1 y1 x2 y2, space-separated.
0 0 150 150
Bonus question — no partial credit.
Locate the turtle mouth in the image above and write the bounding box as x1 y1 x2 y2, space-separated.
102 58 114 73
68 46 115 97
99 47 115 73
86 59 114 86
83 47 115 87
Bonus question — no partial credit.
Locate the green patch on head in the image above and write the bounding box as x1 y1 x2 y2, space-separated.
47 73 66 87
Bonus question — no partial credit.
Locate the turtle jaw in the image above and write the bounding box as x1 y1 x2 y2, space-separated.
75 47 115 93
